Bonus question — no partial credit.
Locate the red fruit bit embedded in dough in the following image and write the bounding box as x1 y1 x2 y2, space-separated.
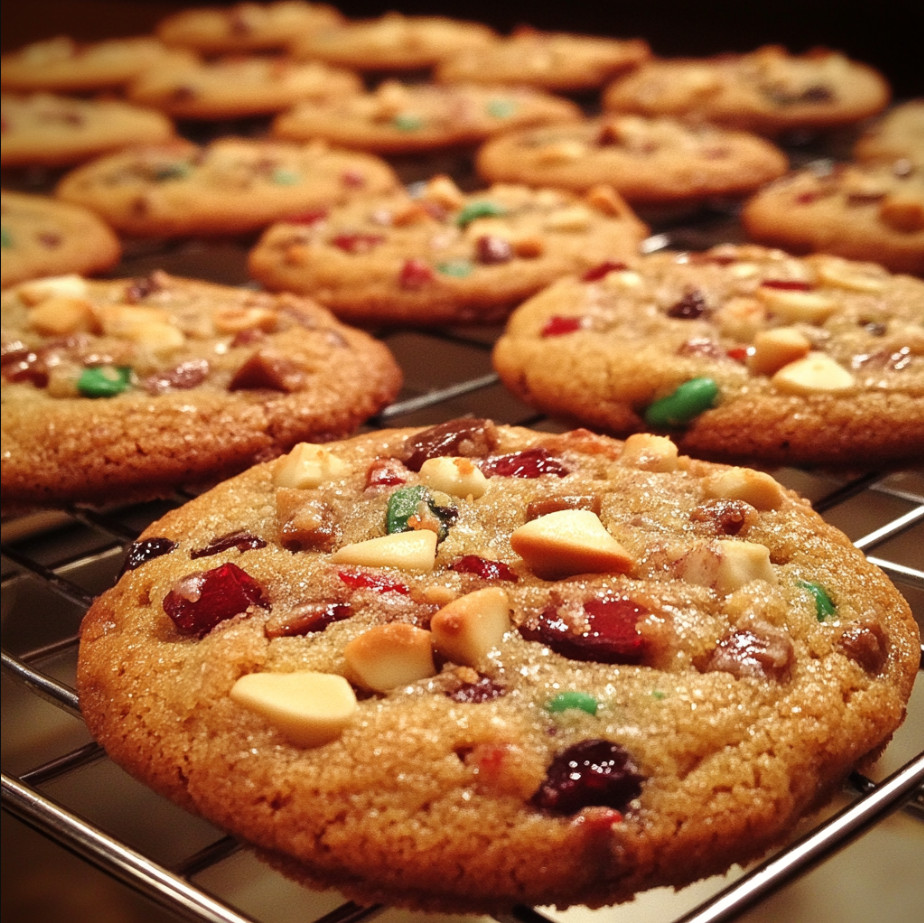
163 563 270 637
190 529 267 559
338 569 410 595
541 315 584 337
398 258 436 288
330 232 385 253
581 260 628 281
760 279 813 291
480 447 569 479
450 555 519 582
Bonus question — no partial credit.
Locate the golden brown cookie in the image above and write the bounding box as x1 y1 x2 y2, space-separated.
290 11 498 73
271 80 582 153
0 92 177 168
475 114 789 206
435 26 651 92
0 35 194 93
155 1 344 55
76 419 920 913
1 189 120 288
853 99 924 167
492 244 924 467
1 272 402 514
247 175 649 325
741 160 924 275
54 137 399 238
125 55 362 120
602 45 891 135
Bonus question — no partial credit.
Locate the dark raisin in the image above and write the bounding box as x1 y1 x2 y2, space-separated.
228 350 305 392
531 739 644 814
122 537 177 573
689 498 758 536
265 601 352 639
475 234 513 264
697 626 794 682
143 358 209 394
836 621 889 674
402 418 498 471
667 288 710 319
190 530 267 559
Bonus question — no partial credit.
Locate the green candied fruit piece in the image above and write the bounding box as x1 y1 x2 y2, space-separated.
153 162 191 181
797 579 837 621
486 98 518 119
385 485 455 542
392 112 425 131
455 200 507 227
78 365 132 398
271 168 301 185
644 377 719 428
1 226 13 248
436 259 473 278
546 691 599 716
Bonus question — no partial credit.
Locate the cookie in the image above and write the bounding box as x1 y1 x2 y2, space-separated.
290 12 498 73
271 80 582 154
247 175 649 326
435 26 651 93
155 1 344 55
0 92 177 169
475 114 789 206
1 190 121 288
492 244 924 468
0 35 193 93
125 55 362 120
75 419 920 913
0 271 402 514
853 99 924 167
740 160 924 275
602 45 891 136
54 137 399 238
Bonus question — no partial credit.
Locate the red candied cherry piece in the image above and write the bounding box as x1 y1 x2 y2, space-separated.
520 597 648 664
330 232 384 253
581 260 627 281
338 569 410 595
163 562 269 637
760 279 812 291
480 447 569 478
398 258 436 288
450 555 519 582
541 315 584 337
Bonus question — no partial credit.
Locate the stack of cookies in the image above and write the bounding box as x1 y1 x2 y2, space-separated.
1 2 920 916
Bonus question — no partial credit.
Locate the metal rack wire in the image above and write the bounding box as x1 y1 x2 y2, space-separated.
2 345 923 922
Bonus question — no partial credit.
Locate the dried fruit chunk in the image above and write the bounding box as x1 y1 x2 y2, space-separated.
230 671 357 747
331 530 438 571
449 555 518 582
430 587 511 668
190 529 267 559
163 562 269 636
697 626 794 682
531 739 644 814
344 623 436 691
122 536 177 573
480 447 569 478
402 417 498 471
511 509 634 579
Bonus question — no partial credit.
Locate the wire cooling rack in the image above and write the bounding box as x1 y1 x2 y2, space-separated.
2 305 923 922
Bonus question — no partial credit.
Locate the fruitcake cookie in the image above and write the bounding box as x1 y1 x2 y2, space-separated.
435 27 651 93
271 80 582 154
740 160 924 275
155 1 343 55
601 45 891 136
125 55 362 121
853 99 924 167
475 115 789 206
1 190 120 288
492 244 924 468
290 12 498 73
75 419 920 913
54 137 399 238
1 272 402 514
0 92 177 169
0 35 193 93
247 175 649 326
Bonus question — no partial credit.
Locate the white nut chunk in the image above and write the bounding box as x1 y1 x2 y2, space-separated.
756 286 838 324
344 623 436 692
430 587 511 667
619 433 679 472
330 529 437 571
273 442 349 489
17 273 89 305
771 352 855 394
703 467 786 510
680 539 777 594
748 326 811 376
511 509 634 579
418 455 488 498
27 296 97 336
230 670 357 747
